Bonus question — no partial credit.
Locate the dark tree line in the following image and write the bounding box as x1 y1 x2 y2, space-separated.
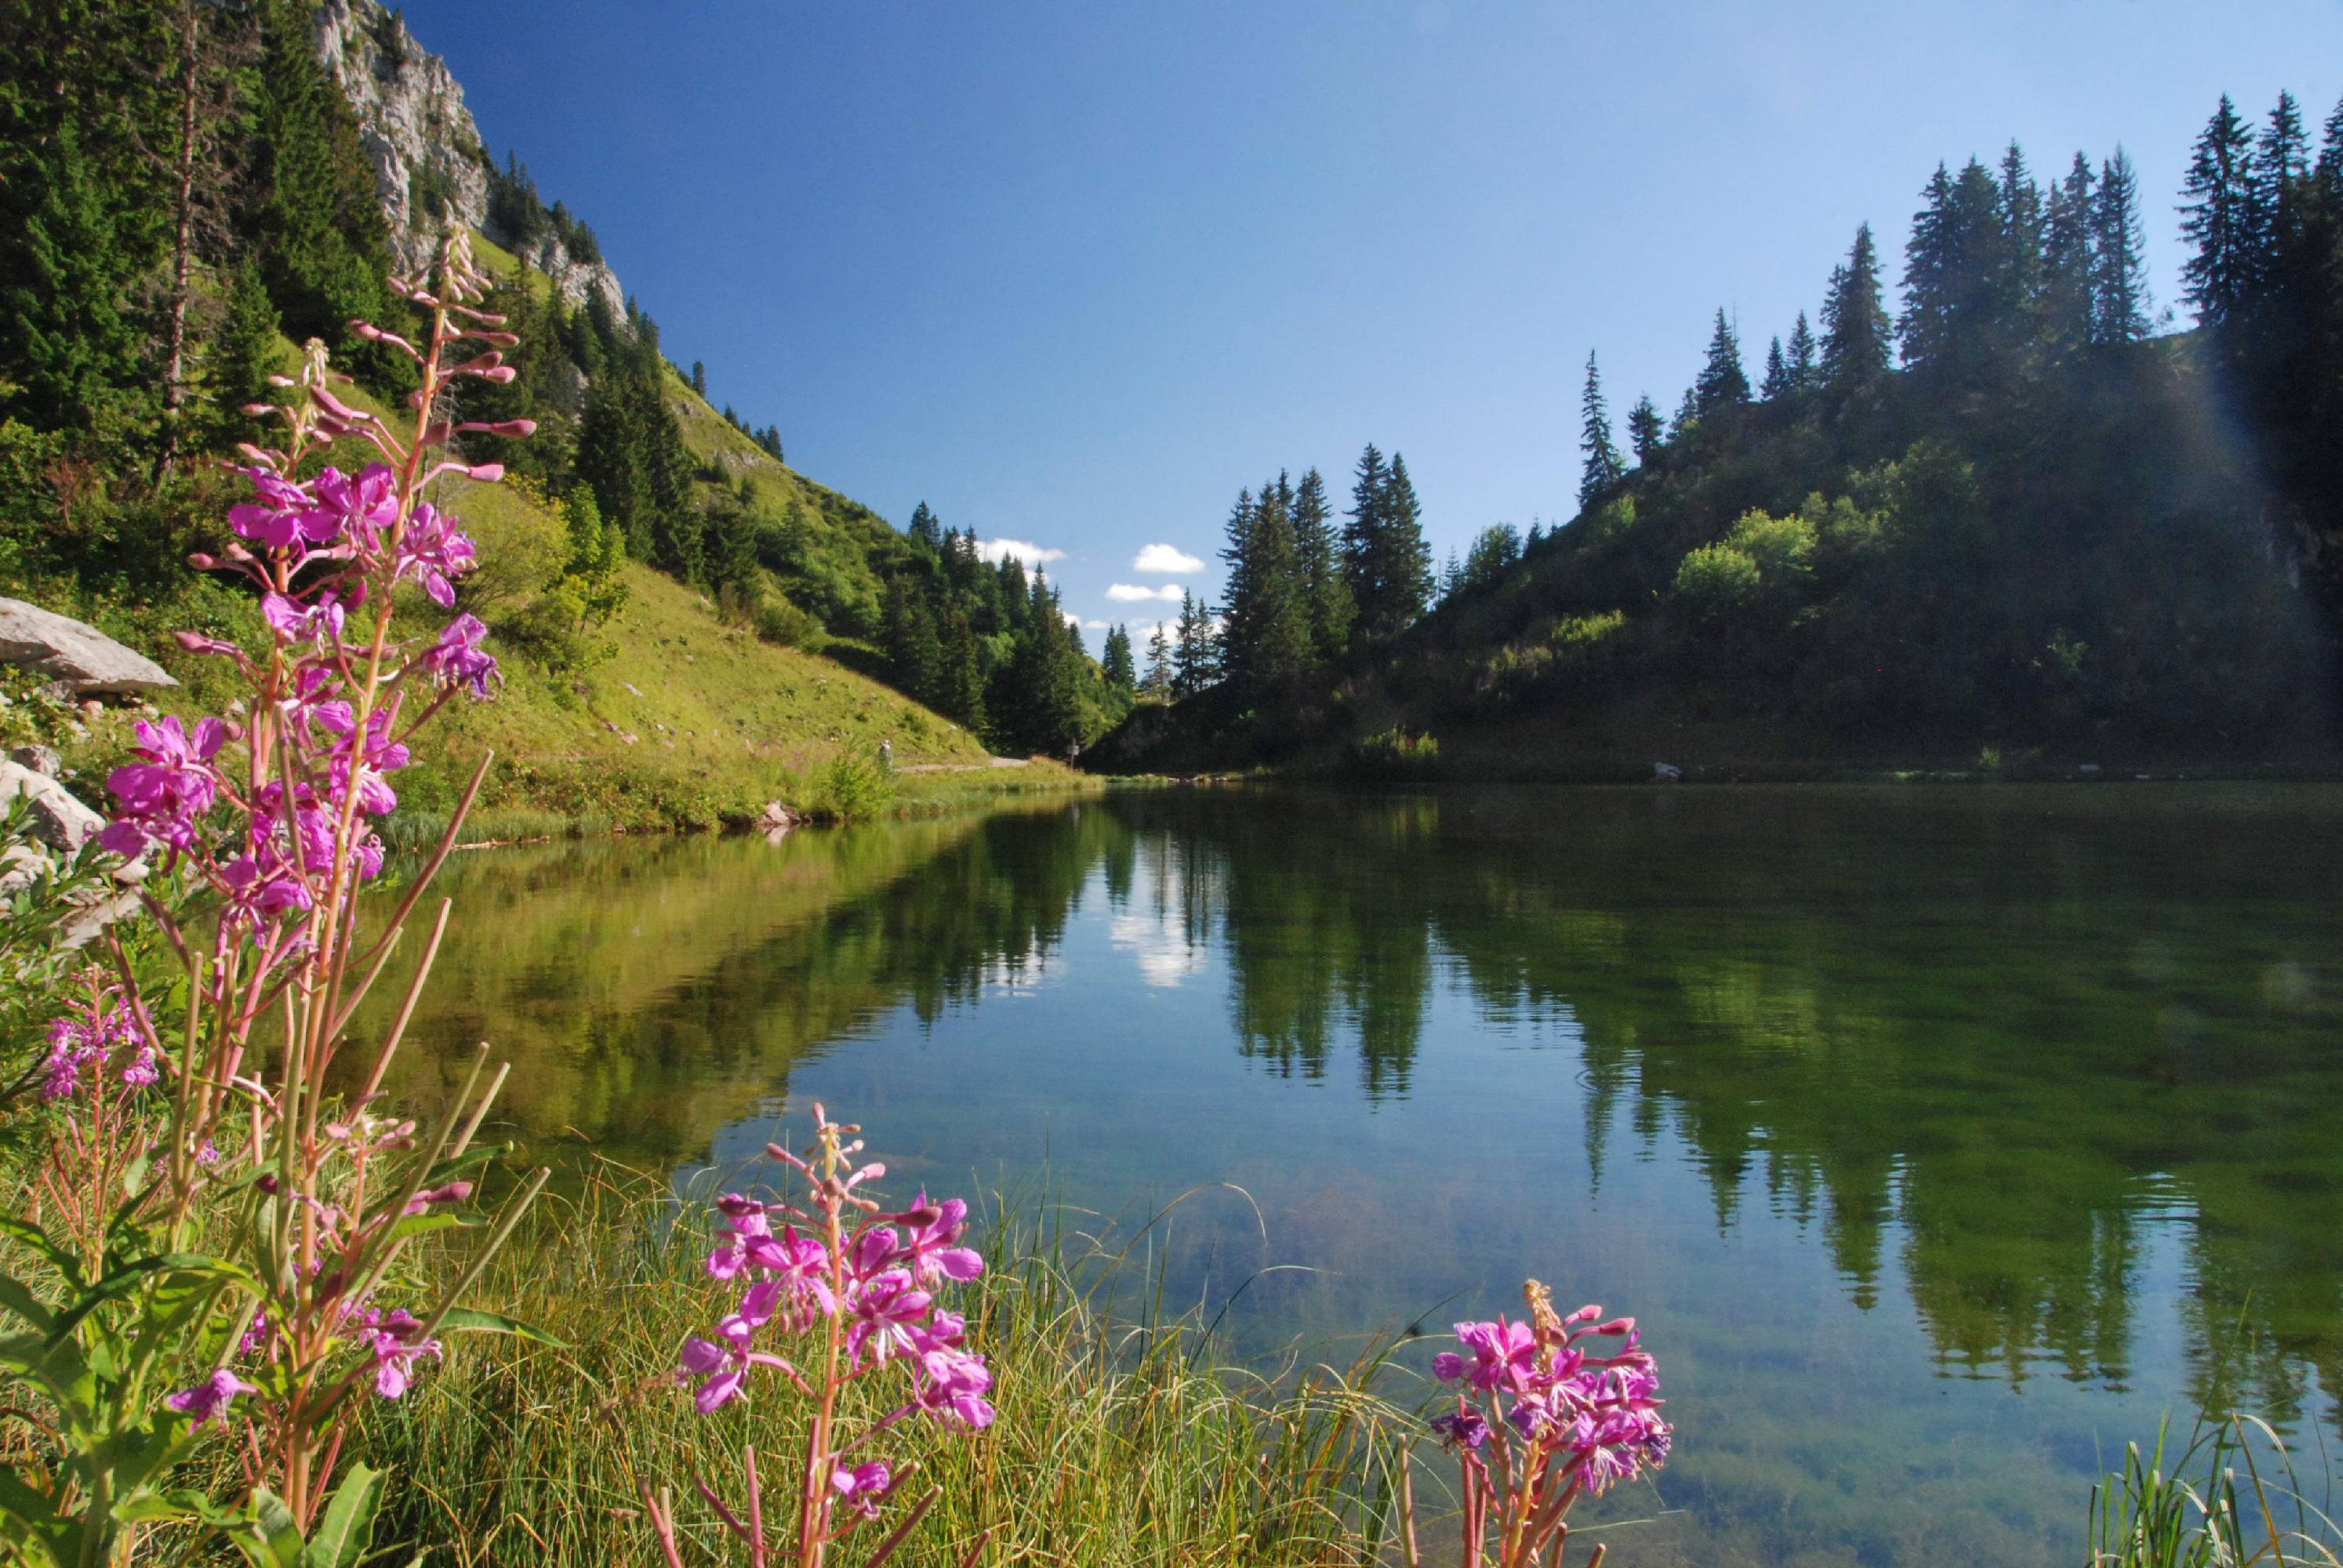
876 505 1117 757
1198 448 1432 704
2175 90 2343 621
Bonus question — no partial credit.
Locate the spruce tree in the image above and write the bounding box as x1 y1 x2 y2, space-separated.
1760 336 1791 400
2 125 153 429
1370 452 1433 637
883 576 941 703
1578 351 1626 506
1102 623 1136 691
690 359 707 397
1670 384 1700 441
936 608 987 731
1626 394 1665 461
2180 94 2264 328
1998 140 2043 324
2092 148 2151 344
1143 621 1173 695
708 494 761 602
2261 91 2310 249
1821 223 1893 394
209 261 283 441
1172 590 1219 698
245 0 405 390
1220 479 1311 691
2039 152 2098 360
1340 444 1388 635
907 500 943 551
1785 311 1818 390
1291 466 1352 659
1899 156 2015 384
1694 310 1750 415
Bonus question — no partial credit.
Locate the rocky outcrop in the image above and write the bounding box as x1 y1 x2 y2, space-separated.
312 0 629 321
0 599 176 698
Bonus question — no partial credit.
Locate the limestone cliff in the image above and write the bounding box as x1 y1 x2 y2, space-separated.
311 0 628 321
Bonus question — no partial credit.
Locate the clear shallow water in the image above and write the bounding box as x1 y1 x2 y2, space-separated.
376 785 2343 1566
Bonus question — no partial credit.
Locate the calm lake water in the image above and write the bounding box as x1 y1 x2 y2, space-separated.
380 784 2343 1566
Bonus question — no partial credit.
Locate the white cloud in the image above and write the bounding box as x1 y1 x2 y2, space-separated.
1084 619 1113 630
1109 911 1205 989
1107 583 1184 603
1061 609 1081 629
1133 543 1205 574
977 538 1066 568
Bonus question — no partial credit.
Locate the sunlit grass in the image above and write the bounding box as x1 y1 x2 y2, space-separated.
355 1160 1408 1566
2090 1414 2343 1567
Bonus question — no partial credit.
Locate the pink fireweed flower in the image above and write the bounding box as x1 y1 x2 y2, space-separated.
361 1308 443 1399
742 1224 838 1317
40 1034 101 1102
846 1225 900 1282
830 1461 892 1520
220 847 311 925
100 716 227 858
260 590 349 645
676 1280 796 1413
40 1000 140 1099
845 1269 932 1366
420 613 499 699
912 1345 996 1428
227 467 335 552
707 1194 773 1281
1433 1318 1538 1393
1430 1409 1491 1451
894 1194 984 1286
318 707 410 818
311 463 398 547
394 503 478 608
164 1368 256 1430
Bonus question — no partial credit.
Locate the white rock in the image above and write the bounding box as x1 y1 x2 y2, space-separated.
0 760 106 851
0 598 176 696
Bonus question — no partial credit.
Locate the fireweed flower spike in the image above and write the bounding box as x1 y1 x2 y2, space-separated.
2 227 558 1548
1404 1278 1673 1568
668 1108 994 1565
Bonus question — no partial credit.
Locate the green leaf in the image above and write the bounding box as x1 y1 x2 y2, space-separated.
0 1218 81 1289
0 1273 56 1333
383 1214 481 1245
48 1254 259 1345
0 1463 63 1537
435 1307 565 1347
221 1487 304 1568
300 1464 383 1568
113 1486 222 1526
421 1143 512 1188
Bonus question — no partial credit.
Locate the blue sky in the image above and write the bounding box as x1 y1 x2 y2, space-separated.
404 0 2342 650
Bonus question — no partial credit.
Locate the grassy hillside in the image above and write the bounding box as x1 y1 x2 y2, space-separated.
0 312 1099 834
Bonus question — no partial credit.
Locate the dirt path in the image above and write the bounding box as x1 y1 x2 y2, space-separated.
896 756 1033 775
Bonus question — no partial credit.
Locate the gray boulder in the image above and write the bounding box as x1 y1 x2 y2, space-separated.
0 599 177 697
0 759 105 851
